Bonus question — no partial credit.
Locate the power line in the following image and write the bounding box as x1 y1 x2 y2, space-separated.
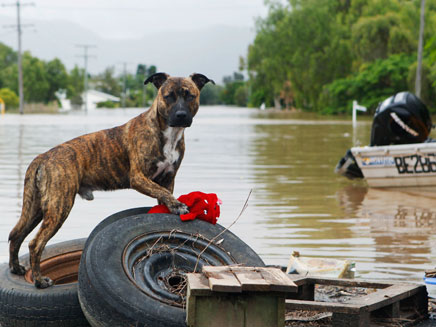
1 0 35 115
75 44 96 113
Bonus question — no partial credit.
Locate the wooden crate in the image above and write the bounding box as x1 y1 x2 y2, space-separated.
286 276 428 326
186 266 298 327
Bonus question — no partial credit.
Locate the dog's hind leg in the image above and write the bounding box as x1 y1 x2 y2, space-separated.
8 205 42 275
9 161 43 275
28 192 75 288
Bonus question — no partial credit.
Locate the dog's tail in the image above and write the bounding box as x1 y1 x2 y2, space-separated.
8 158 41 242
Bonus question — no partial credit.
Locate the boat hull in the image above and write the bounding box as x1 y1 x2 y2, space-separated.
351 143 436 187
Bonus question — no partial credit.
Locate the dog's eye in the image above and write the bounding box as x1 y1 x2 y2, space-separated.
164 93 175 102
185 90 194 101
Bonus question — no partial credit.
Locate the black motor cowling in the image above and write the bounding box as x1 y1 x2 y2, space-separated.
370 92 432 146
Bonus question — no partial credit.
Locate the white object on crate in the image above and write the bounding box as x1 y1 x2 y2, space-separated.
286 251 355 278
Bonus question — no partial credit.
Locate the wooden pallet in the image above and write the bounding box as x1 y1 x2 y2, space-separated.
186 267 428 327
186 266 298 327
286 276 428 326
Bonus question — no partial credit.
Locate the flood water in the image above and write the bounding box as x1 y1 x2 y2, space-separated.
0 106 435 287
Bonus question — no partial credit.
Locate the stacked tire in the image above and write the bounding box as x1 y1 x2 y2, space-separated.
0 207 265 327
0 238 89 327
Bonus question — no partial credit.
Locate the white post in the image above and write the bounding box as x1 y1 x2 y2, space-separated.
352 100 367 128
352 100 357 128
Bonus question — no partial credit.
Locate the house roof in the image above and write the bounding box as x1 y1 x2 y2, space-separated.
84 89 120 102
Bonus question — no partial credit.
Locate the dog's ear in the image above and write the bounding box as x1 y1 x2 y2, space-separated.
190 73 215 91
144 72 170 89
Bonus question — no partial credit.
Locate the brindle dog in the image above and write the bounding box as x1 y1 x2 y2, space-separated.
8 72 214 288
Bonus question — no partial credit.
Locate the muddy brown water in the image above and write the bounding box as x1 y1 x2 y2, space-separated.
0 106 435 292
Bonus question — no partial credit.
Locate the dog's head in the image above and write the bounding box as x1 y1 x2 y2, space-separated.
144 72 215 127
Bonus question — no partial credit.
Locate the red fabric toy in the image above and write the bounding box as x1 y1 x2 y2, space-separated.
147 191 221 224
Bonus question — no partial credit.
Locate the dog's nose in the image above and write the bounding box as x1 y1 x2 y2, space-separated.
175 111 187 119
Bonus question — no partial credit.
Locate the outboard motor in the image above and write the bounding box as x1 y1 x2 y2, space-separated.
335 149 364 179
370 92 432 146
336 92 432 180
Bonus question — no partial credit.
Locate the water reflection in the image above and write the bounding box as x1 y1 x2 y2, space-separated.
337 186 436 279
16 125 24 211
249 123 357 257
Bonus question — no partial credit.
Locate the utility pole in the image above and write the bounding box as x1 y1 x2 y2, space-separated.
2 0 35 114
75 44 96 113
122 62 127 108
415 0 425 98
143 69 147 108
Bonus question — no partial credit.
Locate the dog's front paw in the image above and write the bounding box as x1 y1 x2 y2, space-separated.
168 201 189 215
10 264 26 276
35 276 53 289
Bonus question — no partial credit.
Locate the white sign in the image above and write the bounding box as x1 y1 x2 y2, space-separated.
352 100 367 127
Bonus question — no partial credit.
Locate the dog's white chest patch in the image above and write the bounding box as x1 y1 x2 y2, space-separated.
152 127 184 179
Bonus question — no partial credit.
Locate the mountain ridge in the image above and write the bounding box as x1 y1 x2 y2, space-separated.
0 16 255 83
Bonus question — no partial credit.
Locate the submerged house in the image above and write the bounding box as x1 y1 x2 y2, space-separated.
57 90 120 112
83 90 120 111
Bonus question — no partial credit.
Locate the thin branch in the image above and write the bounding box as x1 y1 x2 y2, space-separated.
193 189 252 272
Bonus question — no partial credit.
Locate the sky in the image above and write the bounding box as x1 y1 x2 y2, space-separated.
1 0 269 39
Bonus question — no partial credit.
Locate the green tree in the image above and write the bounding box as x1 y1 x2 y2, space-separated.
351 12 415 65
220 73 245 105
0 88 19 109
67 65 84 100
0 64 18 94
234 85 248 107
408 60 436 110
135 64 147 87
147 65 157 76
0 43 17 89
96 100 117 108
44 58 68 102
93 66 121 96
246 3 288 107
246 0 436 113
22 52 50 103
247 0 353 110
200 83 222 105
322 54 415 114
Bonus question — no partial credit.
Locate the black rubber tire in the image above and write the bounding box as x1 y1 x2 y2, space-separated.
84 206 151 249
78 213 265 327
0 238 90 327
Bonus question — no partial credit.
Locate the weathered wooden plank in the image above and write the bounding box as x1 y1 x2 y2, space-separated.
245 294 285 327
231 267 271 292
202 266 242 293
188 294 245 327
347 283 425 312
188 293 284 327
187 273 212 296
186 283 197 326
303 277 392 289
286 275 308 286
332 312 370 327
286 283 315 301
286 299 362 314
259 267 298 293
